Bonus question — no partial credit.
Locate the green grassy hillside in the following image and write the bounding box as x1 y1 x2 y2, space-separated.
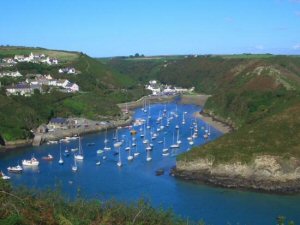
0 47 146 142
107 55 300 164
0 180 195 225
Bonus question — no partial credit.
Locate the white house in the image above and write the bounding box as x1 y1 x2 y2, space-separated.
58 67 76 74
146 85 161 95
56 79 69 88
65 82 79 92
0 71 22 78
45 57 58 65
14 55 26 62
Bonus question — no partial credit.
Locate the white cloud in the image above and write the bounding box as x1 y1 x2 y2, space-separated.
292 43 300 49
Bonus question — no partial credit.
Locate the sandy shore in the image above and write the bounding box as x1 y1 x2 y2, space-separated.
118 94 177 111
180 94 211 106
193 111 232 134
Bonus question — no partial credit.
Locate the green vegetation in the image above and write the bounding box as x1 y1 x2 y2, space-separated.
0 180 200 225
107 55 300 164
0 46 79 61
0 47 146 142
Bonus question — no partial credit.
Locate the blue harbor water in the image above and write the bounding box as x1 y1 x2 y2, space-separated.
1 102 300 225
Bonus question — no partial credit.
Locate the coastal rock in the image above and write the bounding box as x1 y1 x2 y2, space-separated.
175 155 300 193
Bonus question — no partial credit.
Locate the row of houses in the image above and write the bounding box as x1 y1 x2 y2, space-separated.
1 52 59 66
5 74 79 96
145 80 195 96
0 71 22 78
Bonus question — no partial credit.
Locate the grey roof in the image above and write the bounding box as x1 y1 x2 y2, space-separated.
49 117 67 124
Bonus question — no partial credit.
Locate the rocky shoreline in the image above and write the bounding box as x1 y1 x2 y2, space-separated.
173 156 300 194
194 111 234 134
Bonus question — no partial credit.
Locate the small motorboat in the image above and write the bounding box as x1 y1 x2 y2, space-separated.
42 154 54 161
74 154 84 160
96 161 101 166
7 165 23 173
1 171 11 180
22 156 39 166
97 149 104 154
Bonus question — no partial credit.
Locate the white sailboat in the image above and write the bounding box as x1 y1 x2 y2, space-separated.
143 99 148 113
127 145 133 161
162 137 169 153
75 136 84 160
148 102 151 119
163 104 167 115
146 117 151 129
58 141 64 165
182 113 186 125
117 147 122 167
72 155 78 172
132 137 137 147
170 131 179 148
133 145 140 157
176 129 182 145
104 128 109 144
146 147 152 162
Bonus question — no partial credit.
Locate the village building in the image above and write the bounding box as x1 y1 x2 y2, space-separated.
0 71 22 78
6 82 33 96
65 82 79 92
55 79 69 88
145 80 194 96
48 117 68 129
58 67 76 74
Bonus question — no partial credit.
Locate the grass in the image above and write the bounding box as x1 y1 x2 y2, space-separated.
178 95 300 164
0 46 79 62
0 180 199 225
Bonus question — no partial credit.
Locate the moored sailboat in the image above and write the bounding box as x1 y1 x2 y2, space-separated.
74 135 84 160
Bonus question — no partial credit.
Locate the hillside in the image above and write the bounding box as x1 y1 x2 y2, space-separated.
107 55 300 192
0 47 146 142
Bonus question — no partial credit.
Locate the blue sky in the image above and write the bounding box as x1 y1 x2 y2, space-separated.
0 0 300 56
